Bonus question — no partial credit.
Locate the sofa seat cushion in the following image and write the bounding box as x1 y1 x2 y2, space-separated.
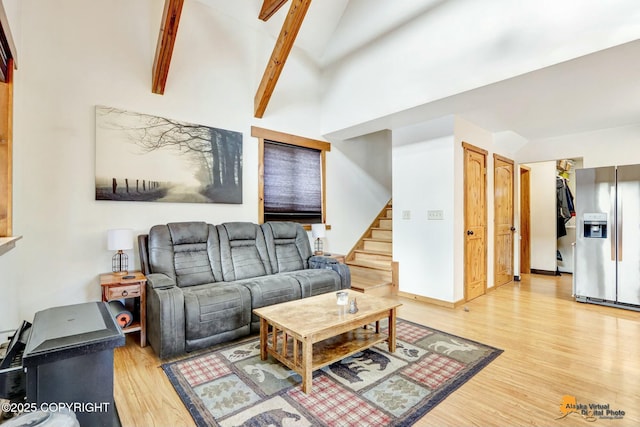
281 269 341 298
237 275 302 316
182 283 251 342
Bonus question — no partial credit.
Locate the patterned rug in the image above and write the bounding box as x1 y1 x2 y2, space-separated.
162 319 502 426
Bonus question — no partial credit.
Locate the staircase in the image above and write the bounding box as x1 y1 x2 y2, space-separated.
346 200 397 296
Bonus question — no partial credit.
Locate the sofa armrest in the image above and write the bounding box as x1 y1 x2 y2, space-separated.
146 280 185 359
146 273 177 289
309 256 351 290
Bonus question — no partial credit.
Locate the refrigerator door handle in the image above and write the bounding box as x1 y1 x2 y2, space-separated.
611 184 617 261
618 190 623 261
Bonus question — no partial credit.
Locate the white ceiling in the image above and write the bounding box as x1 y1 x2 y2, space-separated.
195 0 640 141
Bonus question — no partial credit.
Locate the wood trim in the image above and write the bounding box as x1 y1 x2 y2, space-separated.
493 153 515 288
254 0 311 118
391 261 399 295
462 142 488 302
320 149 326 224
530 269 559 276
259 0 289 21
520 165 531 274
493 153 514 165
397 291 465 309
152 0 184 95
462 141 488 156
251 126 330 151
258 138 265 224
0 58 12 237
254 126 329 225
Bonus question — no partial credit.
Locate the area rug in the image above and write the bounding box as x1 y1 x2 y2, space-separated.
162 319 502 426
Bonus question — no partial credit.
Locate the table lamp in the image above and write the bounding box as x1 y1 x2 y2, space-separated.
311 223 326 255
107 228 133 275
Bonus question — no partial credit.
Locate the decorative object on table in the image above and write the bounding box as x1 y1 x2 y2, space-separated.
311 223 325 255
336 291 348 306
349 298 359 314
95 105 243 204
107 228 133 275
162 318 503 427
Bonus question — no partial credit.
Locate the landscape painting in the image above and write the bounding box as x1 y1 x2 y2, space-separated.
95 106 242 204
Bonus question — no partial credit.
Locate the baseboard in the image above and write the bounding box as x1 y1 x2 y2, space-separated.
530 269 558 276
397 291 464 308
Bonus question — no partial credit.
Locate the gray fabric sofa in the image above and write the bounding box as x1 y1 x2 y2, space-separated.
138 221 350 359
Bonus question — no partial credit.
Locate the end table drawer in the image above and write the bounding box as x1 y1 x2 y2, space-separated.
107 284 141 300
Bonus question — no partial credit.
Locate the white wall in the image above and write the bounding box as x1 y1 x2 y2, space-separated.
0 0 380 324
515 124 640 167
327 130 392 253
392 116 521 303
320 0 640 137
525 161 557 272
393 133 455 301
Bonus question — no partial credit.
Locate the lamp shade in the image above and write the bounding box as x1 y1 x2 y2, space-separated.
311 223 326 239
107 228 133 251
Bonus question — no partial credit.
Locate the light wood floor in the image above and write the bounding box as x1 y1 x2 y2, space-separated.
114 274 640 426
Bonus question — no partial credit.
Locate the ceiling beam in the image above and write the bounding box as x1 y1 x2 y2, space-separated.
152 0 184 95
254 0 311 118
259 0 289 21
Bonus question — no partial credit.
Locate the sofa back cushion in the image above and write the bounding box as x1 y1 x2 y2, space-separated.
218 222 272 281
262 222 311 273
148 222 223 287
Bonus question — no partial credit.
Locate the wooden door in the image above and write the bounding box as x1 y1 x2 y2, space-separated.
519 166 531 274
463 143 487 301
494 154 515 287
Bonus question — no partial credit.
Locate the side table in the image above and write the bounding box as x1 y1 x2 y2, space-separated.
100 271 146 347
323 253 346 263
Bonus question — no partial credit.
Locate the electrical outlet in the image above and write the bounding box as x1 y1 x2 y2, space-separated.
402 210 411 220
427 210 444 220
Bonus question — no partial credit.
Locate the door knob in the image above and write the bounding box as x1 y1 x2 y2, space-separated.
466 230 474 235
510 226 516 231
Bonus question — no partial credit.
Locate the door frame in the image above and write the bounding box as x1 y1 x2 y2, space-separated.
462 142 488 302
519 165 531 274
493 153 515 287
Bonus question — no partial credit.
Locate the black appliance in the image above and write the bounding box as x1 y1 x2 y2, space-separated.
0 320 31 401
22 301 125 427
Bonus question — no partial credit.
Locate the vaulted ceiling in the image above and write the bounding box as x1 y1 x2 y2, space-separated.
153 0 640 142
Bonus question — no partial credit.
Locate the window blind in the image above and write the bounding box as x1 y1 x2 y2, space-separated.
264 140 321 223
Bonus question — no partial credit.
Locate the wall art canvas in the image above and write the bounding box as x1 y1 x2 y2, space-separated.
95 106 242 204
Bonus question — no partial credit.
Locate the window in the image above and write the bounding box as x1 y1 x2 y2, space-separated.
251 126 330 226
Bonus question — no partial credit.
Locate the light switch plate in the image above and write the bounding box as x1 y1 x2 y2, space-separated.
402 210 411 220
427 210 444 220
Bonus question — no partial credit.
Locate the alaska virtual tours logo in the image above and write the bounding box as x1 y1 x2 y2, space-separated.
557 395 626 422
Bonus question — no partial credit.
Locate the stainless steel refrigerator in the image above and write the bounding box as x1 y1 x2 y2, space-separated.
574 164 640 311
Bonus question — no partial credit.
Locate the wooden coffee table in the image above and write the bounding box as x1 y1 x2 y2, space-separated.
253 291 402 394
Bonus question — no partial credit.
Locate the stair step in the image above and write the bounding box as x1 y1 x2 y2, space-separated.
348 264 392 282
351 280 393 297
378 218 392 229
371 228 392 239
353 250 392 262
353 248 391 257
363 239 392 253
347 259 392 271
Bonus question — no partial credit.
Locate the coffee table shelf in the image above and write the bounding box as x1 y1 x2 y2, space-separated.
254 292 401 394
268 328 387 373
